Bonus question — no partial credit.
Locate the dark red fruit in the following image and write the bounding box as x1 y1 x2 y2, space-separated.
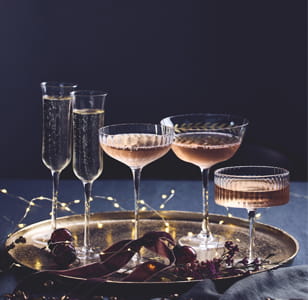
48 228 76 267
173 245 197 265
51 243 77 267
50 228 73 243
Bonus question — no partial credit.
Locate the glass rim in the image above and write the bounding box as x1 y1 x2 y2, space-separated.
71 90 108 97
161 113 249 130
99 123 174 133
214 165 290 178
40 81 78 88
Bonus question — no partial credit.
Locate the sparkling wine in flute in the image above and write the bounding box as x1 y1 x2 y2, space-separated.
42 96 72 171
41 82 77 232
73 108 104 182
71 90 107 262
101 133 171 169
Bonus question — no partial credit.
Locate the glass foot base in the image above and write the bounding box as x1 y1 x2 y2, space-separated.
76 247 100 264
178 233 225 261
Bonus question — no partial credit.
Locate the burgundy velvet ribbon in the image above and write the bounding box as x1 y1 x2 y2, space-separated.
15 231 176 295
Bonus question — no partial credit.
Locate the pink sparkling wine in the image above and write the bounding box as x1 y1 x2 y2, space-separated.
215 180 289 209
101 133 171 169
172 132 241 168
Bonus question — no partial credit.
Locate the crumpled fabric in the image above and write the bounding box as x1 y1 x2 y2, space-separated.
179 265 308 300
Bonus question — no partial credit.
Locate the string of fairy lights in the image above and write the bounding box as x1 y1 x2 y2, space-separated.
0 187 176 236
1 185 305 238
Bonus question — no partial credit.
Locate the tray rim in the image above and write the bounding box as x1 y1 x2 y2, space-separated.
6 210 299 285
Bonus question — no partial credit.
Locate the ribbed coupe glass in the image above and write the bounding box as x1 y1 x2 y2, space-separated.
99 123 173 241
214 166 290 261
161 113 248 252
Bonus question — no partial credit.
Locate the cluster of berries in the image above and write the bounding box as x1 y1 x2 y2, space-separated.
171 241 265 280
47 228 77 267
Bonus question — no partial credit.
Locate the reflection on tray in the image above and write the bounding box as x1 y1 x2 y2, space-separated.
5 211 299 296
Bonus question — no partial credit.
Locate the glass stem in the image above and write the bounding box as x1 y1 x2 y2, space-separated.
131 168 142 240
83 181 93 253
248 209 256 262
200 168 211 238
51 170 60 231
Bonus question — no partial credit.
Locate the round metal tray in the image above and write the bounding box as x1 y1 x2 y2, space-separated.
6 211 299 297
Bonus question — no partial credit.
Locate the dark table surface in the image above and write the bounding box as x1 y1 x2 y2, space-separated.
0 178 307 298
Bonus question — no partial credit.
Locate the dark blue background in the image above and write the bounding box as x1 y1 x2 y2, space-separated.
0 0 306 180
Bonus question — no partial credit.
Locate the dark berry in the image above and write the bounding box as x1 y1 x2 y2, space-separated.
173 245 197 265
6 242 15 251
50 228 73 243
15 236 26 244
51 243 76 267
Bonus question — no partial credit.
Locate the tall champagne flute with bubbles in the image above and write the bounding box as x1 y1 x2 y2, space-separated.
41 82 77 231
161 113 248 254
99 124 174 242
72 90 107 261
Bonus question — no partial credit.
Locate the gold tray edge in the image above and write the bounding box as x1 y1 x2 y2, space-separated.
5 210 299 284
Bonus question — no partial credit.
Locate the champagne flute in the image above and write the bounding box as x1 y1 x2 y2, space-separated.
99 124 173 241
214 166 290 261
161 113 248 251
72 90 107 261
41 81 77 231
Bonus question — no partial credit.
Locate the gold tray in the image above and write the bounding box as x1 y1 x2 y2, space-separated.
6 211 299 297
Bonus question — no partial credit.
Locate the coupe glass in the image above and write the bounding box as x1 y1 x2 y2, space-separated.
41 81 77 231
99 124 173 240
214 166 290 261
161 113 248 251
72 90 107 261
